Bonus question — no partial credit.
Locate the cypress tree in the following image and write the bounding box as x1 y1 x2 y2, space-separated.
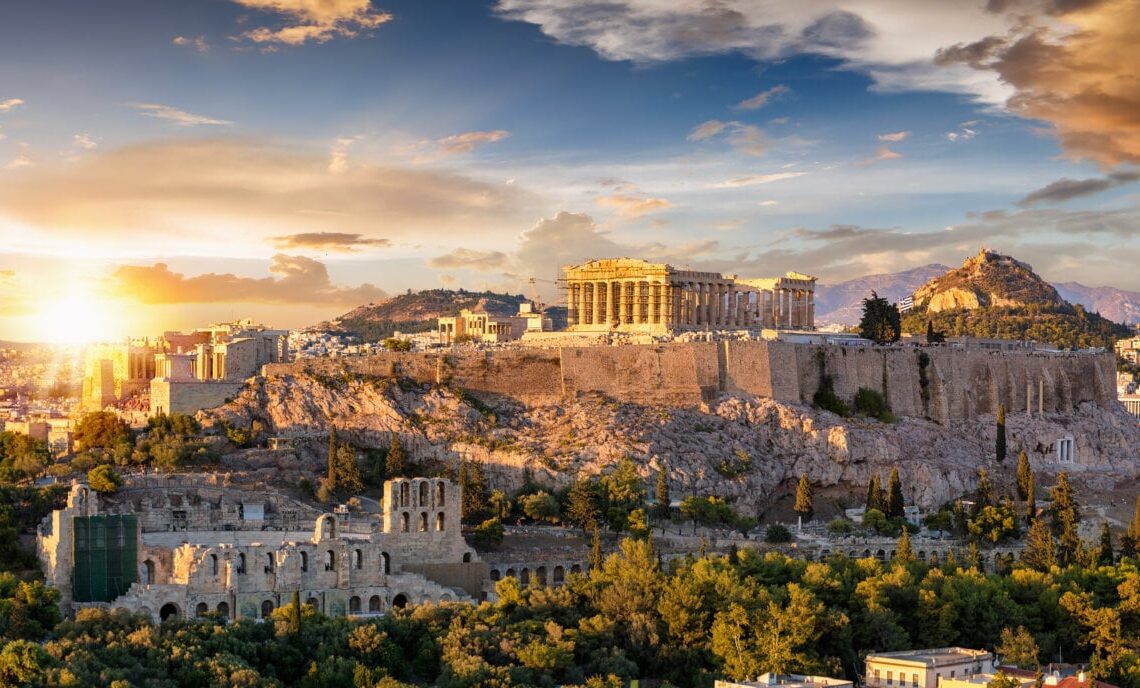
1021 517 1055 571
289 590 301 635
974 468 992 517
896 528 915 563
886 468 905 519
327 426 338 491
1051 472 1080 566
1122 496 1140 558
589 526 603 570
386 433 406 478
1098 522 1114 566
654 469 671 520
461 460 489 524
866 474 882 512
1016 450 1032 501
996 403 1007 463
1026 478 1036 525
794 474 814 522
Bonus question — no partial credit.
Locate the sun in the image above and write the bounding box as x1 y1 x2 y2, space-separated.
31 286 125 345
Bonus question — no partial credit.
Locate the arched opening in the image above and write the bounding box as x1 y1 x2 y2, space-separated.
400 482 409 507
217 601 229 617
325 550 335 571
536 566 547 586
506 567 516 578
863 549 872 559
436 512 445 531
520 568 531 585
820 549 831 558
322 517 336 540
159 603 180 621
261 600 273 618
306 597 319 609
300 551 309 572
490 569 501 581
195 602 209 617
419 512 428 532
553 566 564 584
918 551 926 562
354 549 363 570
876 549 886 561
143 559 156 585
391 593 408 608
368 595 381 612
419 481 429 506
462 552 472 563
265 552 275 573
237 553 246 574
349 596 362 613
381 551 390 575
436 481 445 507
400 512 409 532
570 564 581 574
440 593 452 602
210 554 218 576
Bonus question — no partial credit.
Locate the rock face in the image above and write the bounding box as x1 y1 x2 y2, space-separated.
913 249 1065 313
200 370 1140 515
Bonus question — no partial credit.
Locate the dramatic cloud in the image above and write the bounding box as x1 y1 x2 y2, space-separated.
937 0 1140 166
0 138 540 251
0 98 24 113
711 172 806 188
73 134 98 150
134 103 233 127
427 248 509 272
594 192 673 218
878 131 910 142
271 232 391 251
736 84 789 110
173 35 209 52
1018 171 1140 206
109 254 387 305
232 0 393 45
858 145 902 165
437 130 510 155
688 120 770 156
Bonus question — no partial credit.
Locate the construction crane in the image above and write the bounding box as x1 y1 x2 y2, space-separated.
527 277 563 313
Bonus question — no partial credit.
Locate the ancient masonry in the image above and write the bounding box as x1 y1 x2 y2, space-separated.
562 258 817 333
38 478 495 623
266 341 1118 424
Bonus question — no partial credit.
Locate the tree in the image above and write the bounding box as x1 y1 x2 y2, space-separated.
459 460 489 524
1021 517 1056 571
926 320 946 344
988 671 1023 688
335 444 364 495
472 517 504 549
974 468 993 517
886 468 904 519
520 491 560 523
997 626 1040 668
995 404 1007 463
794 474 814 523
859 291 902 344
866 474 883 513
1026 477 1037 525
489 489 511 520
1049 472 1080 566
87 465 121 494
74 411 131 450
386 434 406 478
895 528 915 563
326 427 338 492
1016 450 1033 501
1097 522 1114 566
1121 495 1140 559
289 590 302 635
589 527 603 569
765 524 792 543
654 470 671 521
567 479 605 534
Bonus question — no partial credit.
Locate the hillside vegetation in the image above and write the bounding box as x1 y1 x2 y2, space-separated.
333 289 532 342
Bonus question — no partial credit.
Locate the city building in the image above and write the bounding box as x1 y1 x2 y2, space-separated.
865 648 994 688
561 258 816 333
715 673 853 688
38 478 485 623
436 307 533 345
938 674 1034 688
1116 336 1140 365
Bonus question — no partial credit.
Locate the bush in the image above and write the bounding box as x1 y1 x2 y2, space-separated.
827 518 854 536
472 517 505 549
764 523 792 543
87 465 122 495
853 388 895 422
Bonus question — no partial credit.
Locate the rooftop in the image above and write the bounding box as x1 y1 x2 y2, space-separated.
867 648 993 667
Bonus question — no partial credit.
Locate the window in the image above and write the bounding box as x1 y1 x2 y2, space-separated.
436 512 445 531
210 554 218 576
354 549 363 570
265 552 275 573
300 551 309 572
950 672 955 679
400 512 409 533
325 550 335 571
436 481 445 507
874 670 881 684
237 553 246 574
419 481 429 506
419 512 428 532
913 674 919 686
888 671 893 685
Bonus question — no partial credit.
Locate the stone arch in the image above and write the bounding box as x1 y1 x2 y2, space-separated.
400 512 409 532
536 566 547 586
436 512 445 531
918 551 926 562
570 564 581 574
419 512 428 532
381 551 390 575
490 569 501 581
300 551 309 572
440 593 452 602
210 554 218 576
159 603 180 621
520 568 531 585
889 550 896 560
237 552 246 574
876 549 886 561
261 600 273 618
862 549 871 559
391 593 408 608
369 595 382 612
436 480 445 507
195 602 209 617
217 601 229 617
317 514 337 540
553 566 564 584
462 552 472 563
505 567 516 578
325 550 336 571
400 482 410 507
354 549 363 570
419 481 429 506
142 559 156 585
265 552 275 573
306 596 319 609
349 596 362 613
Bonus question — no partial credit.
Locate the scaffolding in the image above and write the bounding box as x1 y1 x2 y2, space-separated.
72 514 138 603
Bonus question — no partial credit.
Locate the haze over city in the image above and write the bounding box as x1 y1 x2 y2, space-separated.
1 0 1138 342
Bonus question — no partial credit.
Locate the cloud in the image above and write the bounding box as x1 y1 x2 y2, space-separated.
594 192 673 218
688 120 770 156
427 248 510 272
858 145 903 166
231 0 393 45
134 103 233 127
5 155 32 170
328 136 360 173
73 134 98 150
0 137 541 250
271 232 391 251
711 171 806 188
736 84 790 110
0 99 24 113
437 130 510 155
946 126 977 142
1017 171 1140 206
173 35 209 52
878 131 910 142
108 254 387 305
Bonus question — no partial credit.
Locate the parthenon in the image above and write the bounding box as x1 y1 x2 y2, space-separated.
562 258 816 333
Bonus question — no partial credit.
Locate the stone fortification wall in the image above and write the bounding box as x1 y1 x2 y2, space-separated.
263 343 1115 421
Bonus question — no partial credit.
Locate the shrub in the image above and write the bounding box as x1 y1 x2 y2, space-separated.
87 465 122 495
827 518 854 536
472 517 504 549
853 387 895 422
764 523 792 543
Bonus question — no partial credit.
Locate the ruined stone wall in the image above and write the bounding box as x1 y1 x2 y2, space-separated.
151 379 245 416
263 343 1116 421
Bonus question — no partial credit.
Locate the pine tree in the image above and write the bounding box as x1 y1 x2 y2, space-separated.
336 444 364 495
968 541 981 570
1097 522 1114 566
895 528 915 563
794 474 814 522
996 403 1007 463
589 526 603 570
289 590 301 635
973 468 992 517
1021 517 1056 571
654 469 671 521
1016 450 1032 501
327 426 338 491
1026 478 1036 525
886 468 905 519
461 460 489 524
1050 472 1080 566
866 474 883 512
1122 495 1140 559
386 433 406 478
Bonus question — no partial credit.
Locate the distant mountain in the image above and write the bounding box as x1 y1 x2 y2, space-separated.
1054 282 1140 326
328 289 535 342
815 264 949 326
900 249 1130 349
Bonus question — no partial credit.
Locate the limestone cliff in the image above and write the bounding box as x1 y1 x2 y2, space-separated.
199 369 1140 515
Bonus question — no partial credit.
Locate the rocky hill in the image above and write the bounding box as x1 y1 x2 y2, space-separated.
815 264 949 325
329 289 534 341
902 250 1131 349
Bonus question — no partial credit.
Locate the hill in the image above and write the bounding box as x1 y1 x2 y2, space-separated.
1055 282 1140 326
330 289 533 342
815 264 949 325
901 249 1130 349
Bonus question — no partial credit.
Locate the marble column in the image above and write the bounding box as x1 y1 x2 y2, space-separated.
569 284 580 325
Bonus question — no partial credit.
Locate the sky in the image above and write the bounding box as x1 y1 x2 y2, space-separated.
0 0 1138 342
